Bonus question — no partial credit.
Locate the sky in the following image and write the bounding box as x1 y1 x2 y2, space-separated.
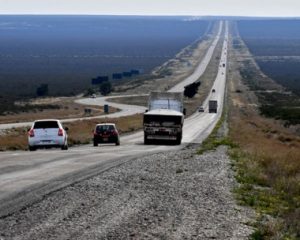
0 0 300 17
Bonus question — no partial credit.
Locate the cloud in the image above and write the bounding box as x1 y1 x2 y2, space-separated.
0 0 299 16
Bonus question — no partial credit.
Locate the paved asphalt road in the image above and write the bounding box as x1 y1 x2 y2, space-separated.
0 21 228 217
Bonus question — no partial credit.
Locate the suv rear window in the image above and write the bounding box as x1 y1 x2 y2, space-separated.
96 125 115 132
34 121 59 129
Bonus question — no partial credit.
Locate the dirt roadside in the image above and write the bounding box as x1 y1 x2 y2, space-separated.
0 145 253 240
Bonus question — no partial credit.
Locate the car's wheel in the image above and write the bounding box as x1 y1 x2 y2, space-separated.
61 144 68 150
116 140 120 146
93 141 98 147
29 146 36 151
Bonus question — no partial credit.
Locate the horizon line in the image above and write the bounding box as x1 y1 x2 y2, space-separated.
0 13 300 19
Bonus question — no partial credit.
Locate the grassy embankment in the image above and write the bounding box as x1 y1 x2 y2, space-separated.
199 31 300 239
230 38 300 239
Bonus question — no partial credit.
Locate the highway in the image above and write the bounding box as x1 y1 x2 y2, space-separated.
0 21 228 217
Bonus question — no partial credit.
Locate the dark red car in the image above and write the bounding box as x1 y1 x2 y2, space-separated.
93 123 120 146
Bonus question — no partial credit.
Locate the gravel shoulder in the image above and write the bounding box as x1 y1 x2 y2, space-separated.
0 145 253 240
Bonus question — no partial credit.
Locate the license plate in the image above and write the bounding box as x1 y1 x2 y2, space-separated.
103 138 108 141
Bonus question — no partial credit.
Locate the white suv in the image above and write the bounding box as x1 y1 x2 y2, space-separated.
28 119 68 151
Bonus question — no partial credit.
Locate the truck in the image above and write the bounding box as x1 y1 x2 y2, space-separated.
143 92 185 145
208 100 218 113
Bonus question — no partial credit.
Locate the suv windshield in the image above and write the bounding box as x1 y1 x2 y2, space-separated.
34 121 59 129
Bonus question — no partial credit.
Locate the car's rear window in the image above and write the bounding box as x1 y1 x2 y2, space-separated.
34 121 59 129
96 125 115 132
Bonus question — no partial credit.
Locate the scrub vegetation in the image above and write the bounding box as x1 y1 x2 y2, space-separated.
228 25 300 239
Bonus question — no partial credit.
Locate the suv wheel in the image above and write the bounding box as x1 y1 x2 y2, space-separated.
29 146 36 151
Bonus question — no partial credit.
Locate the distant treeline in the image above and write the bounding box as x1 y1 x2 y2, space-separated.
0 16 210 97
257 60 300 96
238 20 300 96
238 20 300 39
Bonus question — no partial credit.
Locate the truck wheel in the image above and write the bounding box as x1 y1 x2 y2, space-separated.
175 135 182 145
144 135 149 145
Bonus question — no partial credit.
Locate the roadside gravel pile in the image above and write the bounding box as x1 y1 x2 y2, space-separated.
0 145 253 240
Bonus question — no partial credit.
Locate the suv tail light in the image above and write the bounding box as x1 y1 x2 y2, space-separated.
111 130 117 136
58 128 64 136
28 129 35 138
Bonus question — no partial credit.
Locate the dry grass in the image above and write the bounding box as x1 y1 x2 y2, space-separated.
228 27 300 239
0 128 28 151
0 114 143 151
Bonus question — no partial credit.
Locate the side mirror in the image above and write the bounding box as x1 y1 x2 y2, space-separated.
145 109 148 113
27 128 31 132
183 108 186 116
64 127 69 131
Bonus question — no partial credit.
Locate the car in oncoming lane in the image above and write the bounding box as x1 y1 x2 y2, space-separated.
28 119 68 151
93 123 120 146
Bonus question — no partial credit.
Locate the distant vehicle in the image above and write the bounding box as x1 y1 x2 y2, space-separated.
90 94 96 98
28 119 68 151
209 100 218 113
143 92 185 145
212 89 216 93
93 123 120 146
198 106 205 112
